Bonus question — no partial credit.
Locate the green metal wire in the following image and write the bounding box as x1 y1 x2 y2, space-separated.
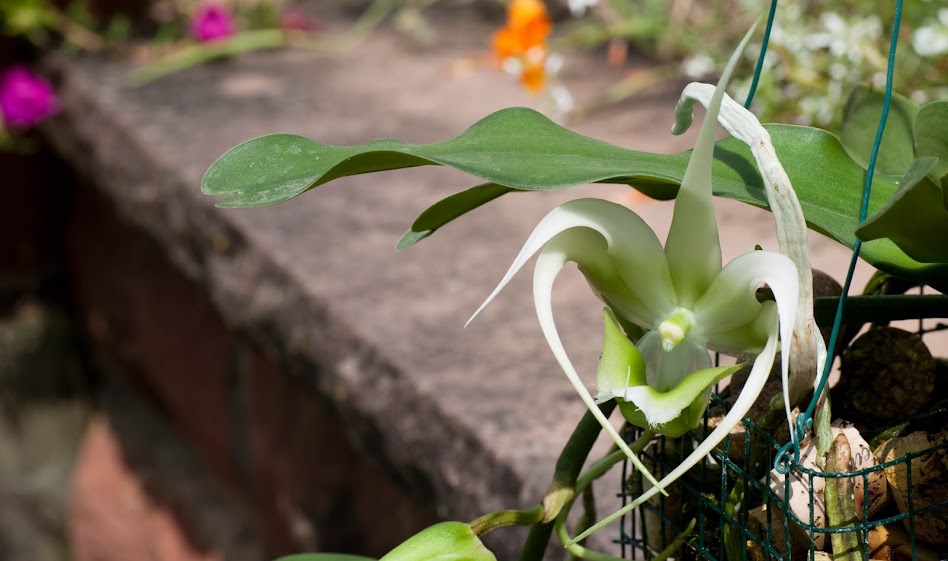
776 0 906 473
743 0 778 108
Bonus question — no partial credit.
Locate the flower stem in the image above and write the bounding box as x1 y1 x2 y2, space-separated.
518 402 617 561
553 431 655 560
470 505 545 537
813 294 948 325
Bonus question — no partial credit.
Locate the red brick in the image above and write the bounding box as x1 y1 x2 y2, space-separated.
67 189 237 484
69 415 223 561
246 350 438 558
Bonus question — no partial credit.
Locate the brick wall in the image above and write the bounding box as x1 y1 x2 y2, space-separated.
2 147 438 560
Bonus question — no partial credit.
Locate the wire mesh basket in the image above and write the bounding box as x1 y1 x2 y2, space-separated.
617 392 948 561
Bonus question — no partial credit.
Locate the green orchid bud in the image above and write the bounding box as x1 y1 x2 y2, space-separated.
379 522 496 561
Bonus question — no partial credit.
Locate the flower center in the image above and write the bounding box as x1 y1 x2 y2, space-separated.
658 308 696 352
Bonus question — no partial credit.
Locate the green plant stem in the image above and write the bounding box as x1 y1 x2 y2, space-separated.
470 505 545 536
815 393 833 468
553 432 655 560
823 434 864 561
127 29 289 86
518 519 556 561
653 518 697 561
518 402 617 561
813 294 948 326
347 0 400 44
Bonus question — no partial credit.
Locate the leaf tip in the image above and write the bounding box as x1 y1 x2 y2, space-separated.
396 229 433 251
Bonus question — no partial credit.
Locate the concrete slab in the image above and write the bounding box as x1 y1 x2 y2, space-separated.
40 4 885 557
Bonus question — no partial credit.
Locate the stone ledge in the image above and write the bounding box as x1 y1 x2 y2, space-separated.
38 6 856 558
41 10 633 547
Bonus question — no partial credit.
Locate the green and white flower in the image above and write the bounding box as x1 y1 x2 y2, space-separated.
470 22 816 513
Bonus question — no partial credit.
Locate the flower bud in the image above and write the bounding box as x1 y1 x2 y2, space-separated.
380 522 496 561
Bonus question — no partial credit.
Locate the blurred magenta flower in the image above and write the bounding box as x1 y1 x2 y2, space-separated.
0 66 60 131
190 3 236 43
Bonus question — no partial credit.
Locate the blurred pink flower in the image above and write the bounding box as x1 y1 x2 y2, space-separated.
190 3 235 42
0 66 60 130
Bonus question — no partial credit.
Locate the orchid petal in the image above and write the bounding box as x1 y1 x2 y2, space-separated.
705 308 773 355
636 330 713 392
674 80 826 406
695 250 798 337
694 250 798 435
663 19 758 306
571 302 781 545
595 307 647 399
468 198 675 328
533 239 665 492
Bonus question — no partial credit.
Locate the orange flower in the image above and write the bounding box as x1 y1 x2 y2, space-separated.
492 0 552 92
492 0 551 59
508 0 549 28
520 57 547 92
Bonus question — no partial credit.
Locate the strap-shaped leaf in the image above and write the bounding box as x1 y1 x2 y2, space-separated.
203 107 948 287
202 108 685 207
856 158 948 264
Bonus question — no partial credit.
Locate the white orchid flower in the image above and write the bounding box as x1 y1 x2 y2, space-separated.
470 22 807 509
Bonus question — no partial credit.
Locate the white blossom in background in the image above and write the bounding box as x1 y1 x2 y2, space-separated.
681 53 716 79
729 0 945 127
912 9 948 58
567 0 598 17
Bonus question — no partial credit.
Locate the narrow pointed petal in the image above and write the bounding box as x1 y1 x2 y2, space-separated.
571 301 781 545
468 198 675 327
674 79 824 405
663 20 758 306
533 245 666 492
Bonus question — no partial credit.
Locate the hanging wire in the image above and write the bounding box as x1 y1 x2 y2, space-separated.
776 0 905 471
743 0 778 108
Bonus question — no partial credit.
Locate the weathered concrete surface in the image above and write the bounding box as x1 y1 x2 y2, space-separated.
40 4 871 557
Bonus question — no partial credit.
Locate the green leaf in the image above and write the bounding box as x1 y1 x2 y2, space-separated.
856 158 948 264
839 86 919 176
201 107 688 208
914 100 948 182
274 555 376 561
204 107 948 287
396 183 515 250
